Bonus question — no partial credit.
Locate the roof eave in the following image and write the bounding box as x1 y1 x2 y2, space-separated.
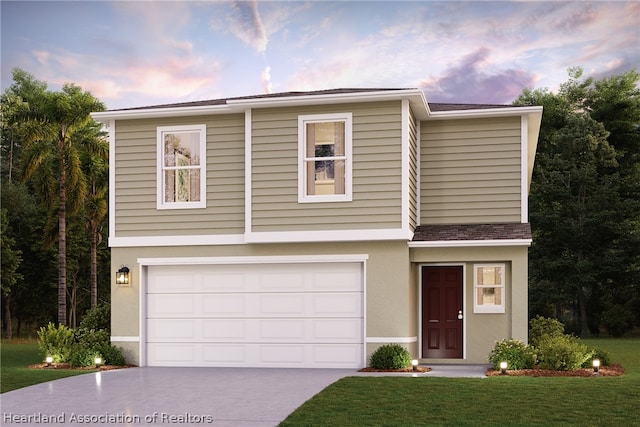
90 103 237 122
426 105 543 120
90 89 430 122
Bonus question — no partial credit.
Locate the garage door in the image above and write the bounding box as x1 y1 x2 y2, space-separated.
146 262 364 368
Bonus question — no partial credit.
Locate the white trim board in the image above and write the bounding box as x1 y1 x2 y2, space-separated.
367 337 418 343
409 239 532 248
137 254 370 266
110 336 140 342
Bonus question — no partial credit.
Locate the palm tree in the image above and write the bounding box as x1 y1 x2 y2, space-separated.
15 70 105 325
79 121 109 308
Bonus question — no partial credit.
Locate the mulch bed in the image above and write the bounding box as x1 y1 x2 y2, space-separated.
485 364 625 377
358 366 432 373
28 363 136 371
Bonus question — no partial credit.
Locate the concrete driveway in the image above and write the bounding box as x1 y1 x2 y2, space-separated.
1 365 489 426
1 367 354 427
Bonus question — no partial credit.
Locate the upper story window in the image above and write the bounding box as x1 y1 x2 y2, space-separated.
473 263 506 313
298 113 352 203
157 124 206 209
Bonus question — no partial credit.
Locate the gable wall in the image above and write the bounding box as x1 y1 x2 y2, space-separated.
251 101 403 232
420 116 522 224
113 114 245 237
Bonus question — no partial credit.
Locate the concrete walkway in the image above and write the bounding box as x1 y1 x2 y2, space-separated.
1 365 489 427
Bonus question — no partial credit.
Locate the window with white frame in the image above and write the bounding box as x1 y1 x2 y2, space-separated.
157 125 206 209
473 264 506 313
298 113 352 203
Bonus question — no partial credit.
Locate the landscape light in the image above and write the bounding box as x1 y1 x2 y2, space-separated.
412 359 419 372
95 356 103 368
45 356 53 367
593 359 600 374
500 361 508 375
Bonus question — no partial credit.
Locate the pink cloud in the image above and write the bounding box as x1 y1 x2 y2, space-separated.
419 47 539 104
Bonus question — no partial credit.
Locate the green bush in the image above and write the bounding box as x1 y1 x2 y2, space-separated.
79 304 111 331
529 316 565 348
370 344 412 370
582 347 611 368
74 327 110 351
488 339 537 370
536 335 594 371
37 323 74 363
70 348 102 367
100 344 126 366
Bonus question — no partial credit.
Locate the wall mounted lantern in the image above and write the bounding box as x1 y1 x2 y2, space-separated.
116 266 130 286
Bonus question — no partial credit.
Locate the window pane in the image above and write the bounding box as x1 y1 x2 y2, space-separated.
164 132 200 167
308 121 345 157
477 287 502 305
165 169 200 202
309 160 345 196
477 266 502 285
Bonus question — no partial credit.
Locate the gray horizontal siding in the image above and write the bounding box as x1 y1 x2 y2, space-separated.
420 117 522 224
251 102 403 232
114 114 245 237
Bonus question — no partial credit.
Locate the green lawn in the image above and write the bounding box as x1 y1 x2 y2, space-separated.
280 338 640 427
1 341 94 393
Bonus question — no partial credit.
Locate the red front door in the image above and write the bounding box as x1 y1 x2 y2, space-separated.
422 266 463 358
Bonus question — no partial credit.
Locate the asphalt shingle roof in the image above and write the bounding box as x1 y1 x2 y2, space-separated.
412 223 532 241
110 88 523 112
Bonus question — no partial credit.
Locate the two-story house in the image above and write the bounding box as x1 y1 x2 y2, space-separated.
91 88 542 368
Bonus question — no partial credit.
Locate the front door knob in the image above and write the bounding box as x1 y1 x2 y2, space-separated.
458 310 463 320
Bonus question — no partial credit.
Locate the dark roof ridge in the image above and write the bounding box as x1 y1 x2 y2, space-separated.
111 87 415 112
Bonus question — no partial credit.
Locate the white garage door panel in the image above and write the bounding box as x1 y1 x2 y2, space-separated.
147 318 362 343
148 343 364 368
147 293 362 319
146 262 364 368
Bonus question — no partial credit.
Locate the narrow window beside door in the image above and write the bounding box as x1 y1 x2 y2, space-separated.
473 264 506 313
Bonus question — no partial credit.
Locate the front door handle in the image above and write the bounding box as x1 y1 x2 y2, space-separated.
458 310 463 320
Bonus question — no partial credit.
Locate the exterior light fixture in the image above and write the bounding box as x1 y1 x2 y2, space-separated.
95 356 103 368
500 361 508 375
45 356 53 367
412 359 419 372
593 359 600 374
116 266 130 286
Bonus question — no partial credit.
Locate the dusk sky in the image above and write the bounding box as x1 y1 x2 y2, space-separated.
1 1 638 110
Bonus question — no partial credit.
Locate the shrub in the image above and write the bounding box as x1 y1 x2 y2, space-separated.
74 327 110 351
70 348 103 368
488 339 536 370
370 344 412 370
582 347 611 368
536 335 594 371
79 304 111 332
100 344 126 366
37 322 74 363
529 316 565 348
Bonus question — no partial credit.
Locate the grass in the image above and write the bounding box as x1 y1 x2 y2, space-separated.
280 338 640 426
1 340 94 393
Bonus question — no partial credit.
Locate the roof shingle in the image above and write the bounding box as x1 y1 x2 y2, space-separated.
412 223 532 241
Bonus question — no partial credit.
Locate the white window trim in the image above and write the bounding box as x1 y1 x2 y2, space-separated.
157 124 207 210
298 113 352 203
473 263 506 314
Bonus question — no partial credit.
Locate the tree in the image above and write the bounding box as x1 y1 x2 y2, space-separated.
517 68 640 336
1 208 23 339
8 69 106 326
